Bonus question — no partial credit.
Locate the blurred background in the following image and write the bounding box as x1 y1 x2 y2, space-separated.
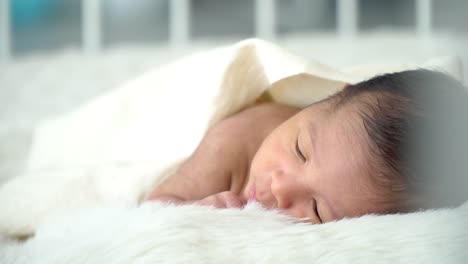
0 0 467 182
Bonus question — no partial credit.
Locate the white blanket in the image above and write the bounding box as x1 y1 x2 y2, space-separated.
0 39 466 263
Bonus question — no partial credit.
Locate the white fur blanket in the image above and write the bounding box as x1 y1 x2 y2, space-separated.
1 203 467 263
0 39 466 263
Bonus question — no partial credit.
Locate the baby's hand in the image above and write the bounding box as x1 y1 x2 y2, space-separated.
194 191 245 209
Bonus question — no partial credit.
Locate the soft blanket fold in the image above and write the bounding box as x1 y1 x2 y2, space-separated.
0 39 466 263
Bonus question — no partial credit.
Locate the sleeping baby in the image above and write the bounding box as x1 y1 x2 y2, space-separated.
148 69 468 224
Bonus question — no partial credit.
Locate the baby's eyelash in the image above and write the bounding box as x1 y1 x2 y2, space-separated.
314 204 322 223
295 137 306 162
312 200 323 224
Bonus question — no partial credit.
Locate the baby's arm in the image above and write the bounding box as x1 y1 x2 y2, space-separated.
147 103 299 207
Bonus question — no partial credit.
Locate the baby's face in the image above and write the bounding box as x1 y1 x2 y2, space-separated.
243 100 388 223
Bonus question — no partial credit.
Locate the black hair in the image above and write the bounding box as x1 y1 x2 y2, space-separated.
331 69 468 211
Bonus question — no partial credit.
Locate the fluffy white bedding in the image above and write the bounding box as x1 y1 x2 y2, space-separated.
1 202 467 263
0 39 466 263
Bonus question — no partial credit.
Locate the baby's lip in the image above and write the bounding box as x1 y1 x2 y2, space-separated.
248 184 256 202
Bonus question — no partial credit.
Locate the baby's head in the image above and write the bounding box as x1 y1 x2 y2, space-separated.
329 69 468 211
245 69 468 223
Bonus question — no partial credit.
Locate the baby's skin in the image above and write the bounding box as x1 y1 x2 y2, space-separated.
149 101 387 224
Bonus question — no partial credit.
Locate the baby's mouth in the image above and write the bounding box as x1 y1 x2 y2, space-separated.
248 184 278 209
